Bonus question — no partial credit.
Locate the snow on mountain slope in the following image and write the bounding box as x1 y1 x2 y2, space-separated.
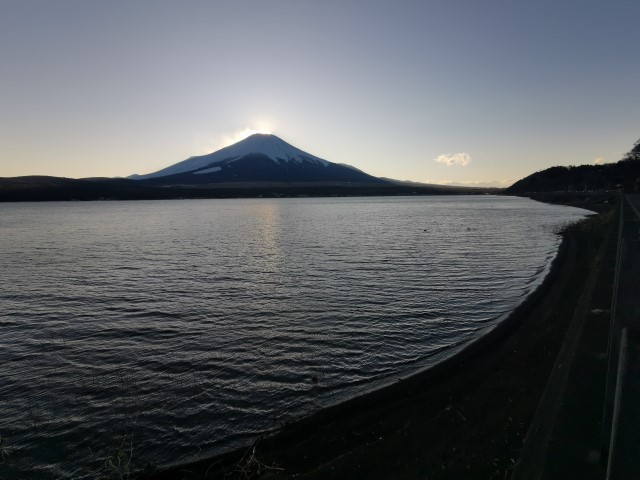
130 134 330 180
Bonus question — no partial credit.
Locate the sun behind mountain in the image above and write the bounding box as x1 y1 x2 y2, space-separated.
220 127 274 148
128 134 388 186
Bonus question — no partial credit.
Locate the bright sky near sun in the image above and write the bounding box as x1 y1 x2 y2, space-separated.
1 0 639 187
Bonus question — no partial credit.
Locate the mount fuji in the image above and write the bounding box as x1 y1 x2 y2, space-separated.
0 134 498 201
129 134 388 185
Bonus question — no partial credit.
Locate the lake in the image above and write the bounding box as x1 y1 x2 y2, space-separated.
0 196 590 478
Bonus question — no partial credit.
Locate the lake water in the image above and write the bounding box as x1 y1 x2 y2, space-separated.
0 196 590 478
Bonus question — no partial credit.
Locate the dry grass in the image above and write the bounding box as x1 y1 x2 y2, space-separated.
231 438 284 480
103 433 134 480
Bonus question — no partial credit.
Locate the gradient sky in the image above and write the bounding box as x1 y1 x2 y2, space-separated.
1 0 639 187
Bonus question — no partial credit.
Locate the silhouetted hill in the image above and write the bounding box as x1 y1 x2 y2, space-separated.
505 161 639 194
0 176 152 201
506 138 640 194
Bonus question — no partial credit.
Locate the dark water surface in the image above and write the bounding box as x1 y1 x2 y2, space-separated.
0 196 590 478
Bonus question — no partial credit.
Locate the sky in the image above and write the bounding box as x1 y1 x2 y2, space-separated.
1 0 639 187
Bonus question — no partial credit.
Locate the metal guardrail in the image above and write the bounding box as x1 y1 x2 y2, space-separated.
603 194 640 479
607 328 640 478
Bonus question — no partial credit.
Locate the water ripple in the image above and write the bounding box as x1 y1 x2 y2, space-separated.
0 196 590 479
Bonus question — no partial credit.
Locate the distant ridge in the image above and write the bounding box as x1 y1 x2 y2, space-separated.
380 177 501 192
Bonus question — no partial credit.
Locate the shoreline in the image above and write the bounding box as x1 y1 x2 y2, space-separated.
144 201 616 479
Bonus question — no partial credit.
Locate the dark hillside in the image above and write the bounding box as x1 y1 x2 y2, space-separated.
505 161 640 194
506 138 640 194
0 176 165 202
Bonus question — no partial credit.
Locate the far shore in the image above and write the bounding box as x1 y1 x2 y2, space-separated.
141 194 617 480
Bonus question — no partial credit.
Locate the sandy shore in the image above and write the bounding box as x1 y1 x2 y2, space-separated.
143 201 616 480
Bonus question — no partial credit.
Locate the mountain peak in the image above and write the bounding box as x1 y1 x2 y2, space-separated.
127 133 386 186
130 133 330 180
220 133 327 164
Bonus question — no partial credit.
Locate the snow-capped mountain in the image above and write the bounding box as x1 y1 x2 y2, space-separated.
129 134 386 185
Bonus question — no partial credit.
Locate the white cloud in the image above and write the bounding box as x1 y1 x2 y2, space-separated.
434 152 471 166
593 157 605 165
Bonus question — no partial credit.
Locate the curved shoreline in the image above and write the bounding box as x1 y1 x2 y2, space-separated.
144 208 614 479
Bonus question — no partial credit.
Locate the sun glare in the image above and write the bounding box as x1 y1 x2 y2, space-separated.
241 128 273 138
219 126 274 149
